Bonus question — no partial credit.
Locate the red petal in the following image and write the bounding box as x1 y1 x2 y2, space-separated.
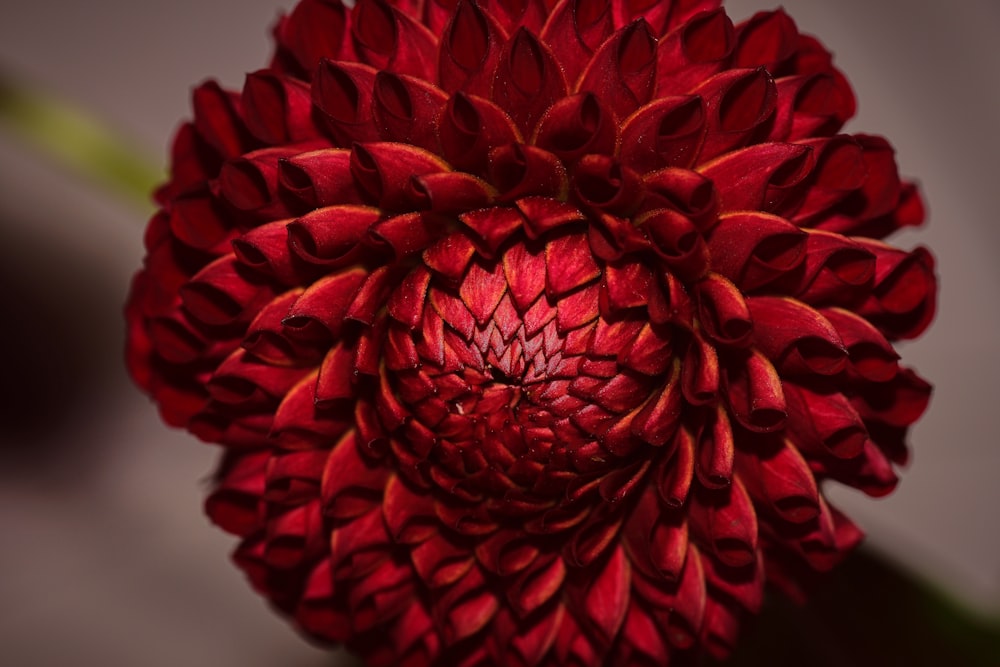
577 19 658 119
351 0 438 77
242 70 319 145
722 349 787 433
700 142 814 214
694 67 777 162
460 259 509 324
582 545 630 644
621 95 705 172
321 432 389 518
706 211 806 292
438 0 507 96
654 8 734 96
372 71 448 152
492 28 568 135
539 0 615 85
489 143 568 201
180 255 275 327
287 205 381 266
546 233 601 296
747 296 847 376
278 148 364 209
694 272 752 348
312 60 380 145
439 92 522 176
351 142 451 211
732 9 799 71
533 93 619 164
690 478 758 568
785 381 868 458
737 437 820 523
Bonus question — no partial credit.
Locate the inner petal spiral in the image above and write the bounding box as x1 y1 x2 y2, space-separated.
382 231 673 516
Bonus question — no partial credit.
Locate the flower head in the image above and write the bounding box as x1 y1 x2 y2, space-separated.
125 0 936 664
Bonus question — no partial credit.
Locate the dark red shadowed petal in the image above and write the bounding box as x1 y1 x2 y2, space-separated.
232 220 301 287
580 545 631 646
539 0 615 86
534 93 619 164
482 0 551 35
287 205 382 267
690 478 758 568
696 403 734 488
312 60 380 145
546 233 601 296
821 134 903 230
822 307 899 383
220 146 314 221
492 28 568 135
780 229 876 306
637 208 709 281
439 0 507 96
855 242 937 339
372 72 448 152
241 289 323 366
278 148 364 209
784 382 868 459
655 8 734 96
694 67 777 162
699 142 814 214
694 272 753 348
748 296 846 376
283 268 368 340
681 331 719 406
572 155 643 217
350 142 451 211
782 135 868 222
771 73 855 142
242 70 319 145
439 92 522 176
369 211 446 259
192 80 255 159
209 348 309 406
411 172 497 214
351 0 438 77
737 438 820 523
205 450 268 536
852 367 932 430
706 212 806 292
180 255 276 327
722 349 786 433
732 9 799 72
272 0 353 75
642 167 718 229
320 432 390 519
168 194 234 255
621 95 705 172
577 19 658 120
489 143 569 201
701 548 765 615
630 362 682 445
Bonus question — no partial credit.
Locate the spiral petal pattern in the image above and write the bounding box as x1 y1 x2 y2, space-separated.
126 1 936 664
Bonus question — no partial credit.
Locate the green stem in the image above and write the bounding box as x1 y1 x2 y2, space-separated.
0 73 162 207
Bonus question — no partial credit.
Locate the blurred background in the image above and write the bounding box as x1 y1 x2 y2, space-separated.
0 0 996 665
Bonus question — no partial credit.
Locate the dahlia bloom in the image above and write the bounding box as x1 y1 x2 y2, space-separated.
125 0 936 664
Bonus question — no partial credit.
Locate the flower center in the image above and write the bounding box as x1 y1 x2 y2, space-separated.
382 232 673 518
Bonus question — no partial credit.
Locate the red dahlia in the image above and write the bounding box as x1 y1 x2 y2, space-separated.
125 0 936 664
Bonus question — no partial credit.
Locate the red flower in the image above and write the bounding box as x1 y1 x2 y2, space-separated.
125 1 936 664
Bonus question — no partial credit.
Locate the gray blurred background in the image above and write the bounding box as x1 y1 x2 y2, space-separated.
0 1 996 665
